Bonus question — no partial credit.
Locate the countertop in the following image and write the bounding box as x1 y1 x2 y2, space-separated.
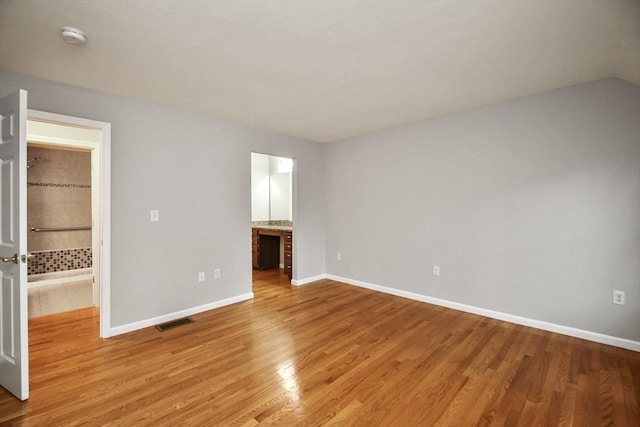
252 225 292 232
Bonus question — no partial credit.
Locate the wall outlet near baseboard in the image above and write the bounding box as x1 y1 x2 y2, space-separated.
613 290 625 305
198 272 205 282
214 268 221 279
432 265 440 277
337 252 342 261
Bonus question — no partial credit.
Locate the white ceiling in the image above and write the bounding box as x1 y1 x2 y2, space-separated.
1 0 639 142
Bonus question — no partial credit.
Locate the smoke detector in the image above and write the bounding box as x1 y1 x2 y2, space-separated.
61 27 87 44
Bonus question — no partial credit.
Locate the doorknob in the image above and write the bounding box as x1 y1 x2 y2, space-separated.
1 254 19 264
21 253 35 263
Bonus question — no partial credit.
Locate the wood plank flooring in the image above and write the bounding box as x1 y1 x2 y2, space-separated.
1 269 639 425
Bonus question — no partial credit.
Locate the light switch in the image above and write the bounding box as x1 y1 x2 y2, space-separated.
150 210 159 222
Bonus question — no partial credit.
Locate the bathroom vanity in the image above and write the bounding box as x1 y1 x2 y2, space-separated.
252 226 292 279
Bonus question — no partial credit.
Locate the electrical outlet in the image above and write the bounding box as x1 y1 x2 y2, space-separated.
198 272 205 282
433 265 440 277
337 252 342 261
150 210 159 222
613 290 625 305
214 268 221 279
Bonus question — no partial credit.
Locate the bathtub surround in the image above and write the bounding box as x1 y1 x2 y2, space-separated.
27 279 93 317
27 248 92 275
27 146 92 251
27 146 93 279
27 267 92 284
27 182 91 189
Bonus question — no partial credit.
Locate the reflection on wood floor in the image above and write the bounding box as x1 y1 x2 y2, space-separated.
1 268 639 425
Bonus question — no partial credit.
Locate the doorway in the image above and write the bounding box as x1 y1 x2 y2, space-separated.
27 110 112 338
26 142 94 317
250 152 294 289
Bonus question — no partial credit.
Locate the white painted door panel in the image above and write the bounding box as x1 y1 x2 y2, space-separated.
0 90 29 401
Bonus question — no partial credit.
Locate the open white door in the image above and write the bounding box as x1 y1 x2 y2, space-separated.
0 90 29 400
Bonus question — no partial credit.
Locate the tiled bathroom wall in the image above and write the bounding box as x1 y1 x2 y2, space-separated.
27 146 92 275
27 247 92 275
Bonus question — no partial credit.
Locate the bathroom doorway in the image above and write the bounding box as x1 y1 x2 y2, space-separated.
25 111 112 338
26 141 94 317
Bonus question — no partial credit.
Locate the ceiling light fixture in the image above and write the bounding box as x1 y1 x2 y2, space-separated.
61 26 87 44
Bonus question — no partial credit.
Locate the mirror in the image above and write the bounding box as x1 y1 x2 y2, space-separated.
251 153 292 224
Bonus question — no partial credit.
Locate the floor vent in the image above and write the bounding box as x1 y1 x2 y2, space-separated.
156 317 194 332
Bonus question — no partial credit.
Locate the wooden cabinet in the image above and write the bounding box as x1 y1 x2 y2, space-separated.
283 231 292 279
252 228 293 279
252 229 259 268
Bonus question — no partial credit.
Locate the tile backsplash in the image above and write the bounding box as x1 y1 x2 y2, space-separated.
28 247 92 275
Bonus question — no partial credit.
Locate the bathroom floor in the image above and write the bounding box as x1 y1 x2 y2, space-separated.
28 279 94 318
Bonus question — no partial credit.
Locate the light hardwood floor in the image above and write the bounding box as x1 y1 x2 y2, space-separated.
1 269 639 425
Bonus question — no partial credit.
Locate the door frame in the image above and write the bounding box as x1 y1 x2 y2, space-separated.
27 109 112 338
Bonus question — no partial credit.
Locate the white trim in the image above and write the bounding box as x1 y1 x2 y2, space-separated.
291 273 327 286
110 293 254 337
25 133 99 149
326 274 640 352
27 109 112 338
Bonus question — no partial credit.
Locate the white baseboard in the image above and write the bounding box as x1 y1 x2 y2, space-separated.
291 274 327 286
110 292 254 337
326 274 640 352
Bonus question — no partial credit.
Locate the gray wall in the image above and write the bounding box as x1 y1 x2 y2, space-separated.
0 69 326 327
324 78 640 341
